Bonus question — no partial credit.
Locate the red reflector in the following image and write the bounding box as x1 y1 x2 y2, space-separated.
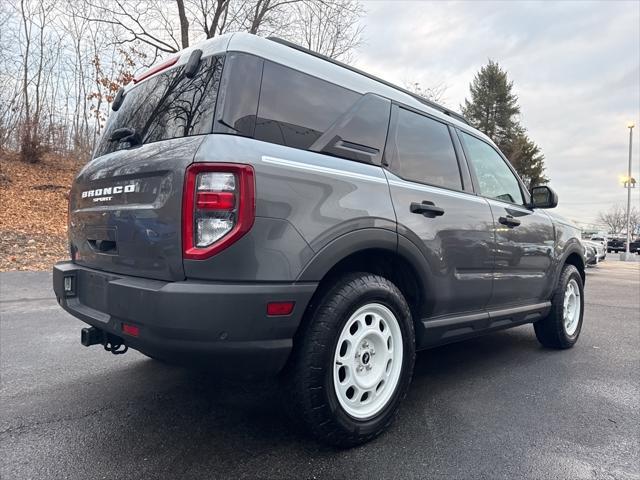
122 323 140 337
196 191 235 210
267 302 295 316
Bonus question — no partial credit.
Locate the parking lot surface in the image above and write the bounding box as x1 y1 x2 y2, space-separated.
1 259 639 479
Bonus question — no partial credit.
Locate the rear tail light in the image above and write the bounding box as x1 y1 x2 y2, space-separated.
182 163 255 259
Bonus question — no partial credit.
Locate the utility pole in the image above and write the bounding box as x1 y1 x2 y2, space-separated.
622 122 635 261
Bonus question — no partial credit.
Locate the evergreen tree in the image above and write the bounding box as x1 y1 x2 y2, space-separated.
504 129 549 191
461 60 548 188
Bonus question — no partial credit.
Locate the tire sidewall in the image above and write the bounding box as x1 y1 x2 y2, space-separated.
320 281 415 438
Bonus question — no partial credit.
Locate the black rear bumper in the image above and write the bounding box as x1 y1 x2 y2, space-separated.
53 262 317 375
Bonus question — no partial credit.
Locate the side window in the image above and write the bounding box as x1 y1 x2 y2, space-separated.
460 132 524 205
254 61 360 150
391 108 462 190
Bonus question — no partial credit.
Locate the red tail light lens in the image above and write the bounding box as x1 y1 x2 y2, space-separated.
182 163 255 260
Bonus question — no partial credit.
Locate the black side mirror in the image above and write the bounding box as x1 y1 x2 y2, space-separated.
530 185 558 209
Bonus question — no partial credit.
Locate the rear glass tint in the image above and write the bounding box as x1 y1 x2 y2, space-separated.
95 55 224 158
254 61 359 150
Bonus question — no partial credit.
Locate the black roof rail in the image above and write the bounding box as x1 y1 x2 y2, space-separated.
267 36 470 126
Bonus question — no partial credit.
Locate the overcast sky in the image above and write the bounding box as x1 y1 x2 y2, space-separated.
352 0 640 228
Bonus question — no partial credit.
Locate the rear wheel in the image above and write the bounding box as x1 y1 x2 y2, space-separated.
534 264 584 348
286 273 415 447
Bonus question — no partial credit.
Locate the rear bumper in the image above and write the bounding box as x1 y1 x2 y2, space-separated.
53 262 317 375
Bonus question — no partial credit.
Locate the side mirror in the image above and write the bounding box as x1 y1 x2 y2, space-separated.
530 185 558 209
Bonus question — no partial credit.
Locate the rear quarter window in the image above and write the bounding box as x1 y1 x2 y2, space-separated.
254 61 360 150
95 55 224 158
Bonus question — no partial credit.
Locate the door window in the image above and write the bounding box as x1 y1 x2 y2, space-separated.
460 132 524 205
391 108 462 190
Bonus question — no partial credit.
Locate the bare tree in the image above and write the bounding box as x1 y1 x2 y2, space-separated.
630 207 640 237
284 0 364 62
404 81 448 104
16 0 59 162
597 204 636 235
80 0 364 59
0 0 365 162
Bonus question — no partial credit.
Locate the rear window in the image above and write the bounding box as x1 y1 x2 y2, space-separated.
390 108 462 190
254 61 360 150
95 55 224 158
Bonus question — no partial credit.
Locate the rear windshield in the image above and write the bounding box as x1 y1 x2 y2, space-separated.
94 55 224 158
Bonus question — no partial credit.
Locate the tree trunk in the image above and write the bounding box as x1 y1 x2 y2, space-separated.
176 0 190 49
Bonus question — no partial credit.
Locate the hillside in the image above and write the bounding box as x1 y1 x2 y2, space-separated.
0 152 80 270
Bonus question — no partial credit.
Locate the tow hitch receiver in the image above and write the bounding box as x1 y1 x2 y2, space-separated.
80 327 128 355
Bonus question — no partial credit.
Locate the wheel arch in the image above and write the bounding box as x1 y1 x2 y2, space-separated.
559 247 586 286
296 228 432 336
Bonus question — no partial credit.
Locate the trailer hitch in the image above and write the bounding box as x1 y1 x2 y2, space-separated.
104 339 128 355
81 327 128 355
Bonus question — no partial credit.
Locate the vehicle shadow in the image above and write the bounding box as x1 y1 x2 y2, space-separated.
42 325 548 477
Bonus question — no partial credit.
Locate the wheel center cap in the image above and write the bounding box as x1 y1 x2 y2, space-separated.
362 352 370 364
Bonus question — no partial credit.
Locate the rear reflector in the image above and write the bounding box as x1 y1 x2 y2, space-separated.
267 302 295 316
121 323 140 337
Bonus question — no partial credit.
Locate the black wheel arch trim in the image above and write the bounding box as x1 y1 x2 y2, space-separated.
296 228 434 319
555 243 586 286
297 228 430 285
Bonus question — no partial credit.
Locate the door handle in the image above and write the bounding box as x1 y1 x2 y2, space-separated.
410 201 445 218
498 215 521 228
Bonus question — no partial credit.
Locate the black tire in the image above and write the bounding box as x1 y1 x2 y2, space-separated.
285 272 415 447
534 264 584 349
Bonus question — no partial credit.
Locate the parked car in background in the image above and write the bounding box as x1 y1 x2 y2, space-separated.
629 238 640 254
607 237 626 253
584 243 597 266
590 235 607 250
583 240 604 265
586 239 606 262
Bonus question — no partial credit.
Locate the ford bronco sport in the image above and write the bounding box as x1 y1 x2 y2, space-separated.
53 33 586 447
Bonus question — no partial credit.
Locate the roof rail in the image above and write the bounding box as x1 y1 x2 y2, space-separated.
267 36 470 126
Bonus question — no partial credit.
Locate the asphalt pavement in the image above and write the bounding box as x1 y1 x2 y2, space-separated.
1 259 639 479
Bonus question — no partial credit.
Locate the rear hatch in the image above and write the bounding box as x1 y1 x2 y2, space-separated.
68 53 225 281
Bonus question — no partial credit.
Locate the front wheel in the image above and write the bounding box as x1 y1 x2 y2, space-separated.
286 273 415 447
534 264 584 349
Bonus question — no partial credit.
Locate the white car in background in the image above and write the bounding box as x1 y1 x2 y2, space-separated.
583 239 606 265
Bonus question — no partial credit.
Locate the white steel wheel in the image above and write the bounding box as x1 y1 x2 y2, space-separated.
563 278 581 336
333 303 404 420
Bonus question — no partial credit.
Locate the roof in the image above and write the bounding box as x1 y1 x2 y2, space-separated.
267 36 469 125
126 32 492 145
225 33 491 143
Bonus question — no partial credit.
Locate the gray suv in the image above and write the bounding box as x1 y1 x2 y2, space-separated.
53 33 586 447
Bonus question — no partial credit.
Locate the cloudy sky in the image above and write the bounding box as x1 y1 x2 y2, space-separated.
352 0 640 227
